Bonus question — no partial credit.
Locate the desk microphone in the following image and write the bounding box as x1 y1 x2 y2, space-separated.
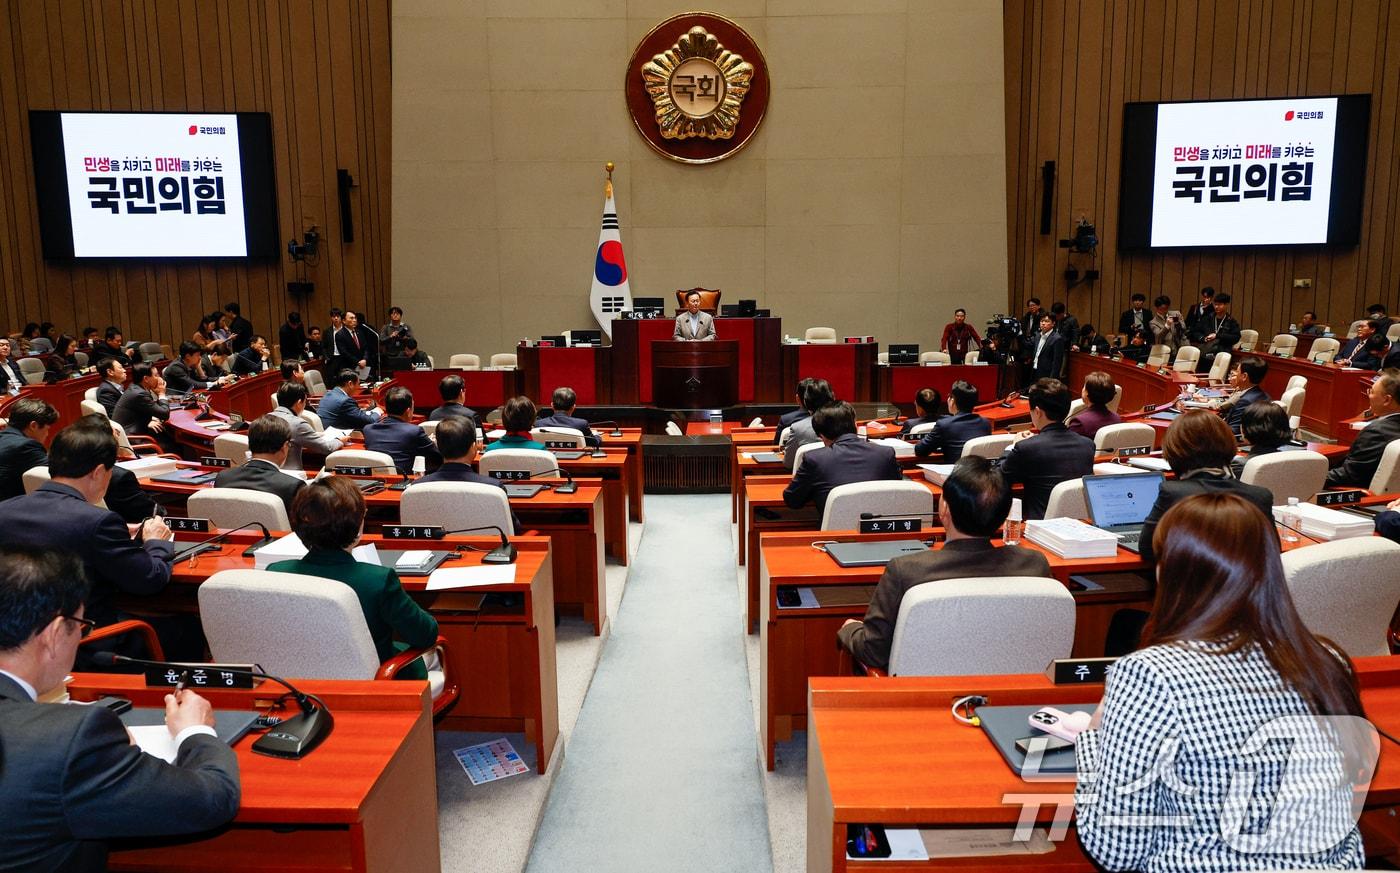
584 419 626 438
441 524 516 564
89 651 333 759
858 511 940 521
171 521 275 563
527 467 577 494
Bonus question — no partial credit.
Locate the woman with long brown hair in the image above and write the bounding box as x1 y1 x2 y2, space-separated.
1073 493 1372 871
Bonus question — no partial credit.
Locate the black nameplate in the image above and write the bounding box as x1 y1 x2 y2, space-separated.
144 663 256 689
200 456 232 468
1116 445 1152 457
859 518 923 534
333 465 374 476
1142 403 1158 413
543 440 575 449
381 525 446 540
1317 489 1364 506
1047 657 1115 685
164 517 211 533
489 469 530 480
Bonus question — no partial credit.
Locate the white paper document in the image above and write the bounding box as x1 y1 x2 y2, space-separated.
425 564 517 591
128 725 179 763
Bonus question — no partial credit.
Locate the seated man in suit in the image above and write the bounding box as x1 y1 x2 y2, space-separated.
1211 356 1270 434
535 386 601 448
914 380 990 462
317 370 380 430
1337 319 1385 367
363 387 441 475
777 378 814 432
1326 368 1400 488
112 362 173 450
0 397 57 500
413 416 522 534
86 326 133 370
163 341 228 395
899 387 945 437
783 401 902 516
0 547 240 872
1117 293 1150 337
95 357 127 416
999 378 1096 519
1027 313 1066 383
781 378 834 470
1376 497 1400 544
673 289 716 341
1188 291 1242 372
269 381 346 470
0 418 195 657
1066 370 1122 439
0 337 27 389
1296 310 1325 336
428 374 480 425
213 414 306 515
837 456 1053 671
230 334 272 377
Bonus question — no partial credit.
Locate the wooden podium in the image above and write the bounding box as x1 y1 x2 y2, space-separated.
651 340 739 408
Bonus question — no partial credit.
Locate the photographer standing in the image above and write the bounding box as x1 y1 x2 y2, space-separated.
1148 294 1186 354
381 307 413 360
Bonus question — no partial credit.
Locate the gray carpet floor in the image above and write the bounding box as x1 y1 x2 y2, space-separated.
526 494 774 873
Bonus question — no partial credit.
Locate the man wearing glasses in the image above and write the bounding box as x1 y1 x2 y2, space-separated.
0 418 185 658
0 547 240 871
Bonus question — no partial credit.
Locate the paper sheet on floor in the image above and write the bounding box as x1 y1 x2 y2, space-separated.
454 738 529 785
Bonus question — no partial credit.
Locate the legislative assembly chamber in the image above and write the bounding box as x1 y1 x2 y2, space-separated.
5 2 1400 872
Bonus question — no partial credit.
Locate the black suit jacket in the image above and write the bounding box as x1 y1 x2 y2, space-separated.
536 412 601 447
998 423 1096 520
214 459 307 516
278 322 307 362
782 433 903 516
227 315 253 352
1118 308 1150 336
777 408 809 431
96 380 124 416
230 347 268 377
113 386 170 437
362 416 441 474
103 466 157 524
913 412 991 462
1138 474 1276 563
0 426 48 500
0 482 173 626
0 358 25 387
1220 384 1271 434
162 359 215 394
1028 330 1067 381
428 401 480 425
0 674 240 873
414 462 522 534
1326 413 1400 488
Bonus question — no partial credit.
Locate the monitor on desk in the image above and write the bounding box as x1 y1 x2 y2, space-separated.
720 304 741 317
632 297 664 317
888 344 919 365
738 299 757 316
570 329 602 347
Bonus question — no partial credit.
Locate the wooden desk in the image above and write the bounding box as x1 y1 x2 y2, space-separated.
782 342 878 403
379 367 520 412
598 427 646 522
1255 354 1372 439
806 658 1400 872
878 363 1000 409
0 372 101 427
1067 352 1196 412
516 345 611 405
155 531 560 772
610 316 784 403
66 674 440 873
202 370 284 421
759 530 1153 770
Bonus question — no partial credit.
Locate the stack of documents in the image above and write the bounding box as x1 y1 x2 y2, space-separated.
1272 503 1374 540
1126 456 1171 472
870 437 914 458
917 463 955 485
252 533 382 569
117 456 179 477
1092 462 1142 476
394 550 437 572
1024 517 1120 558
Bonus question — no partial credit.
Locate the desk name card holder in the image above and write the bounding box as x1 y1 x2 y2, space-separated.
1115 445 1153 458
165 517 211 533
1046 657 1116 685
543 440 576 449
200 456 232 468
489 470 530 481
333 465 375 477
1317 489 1365 506
858 518 922 535
381 525 447 540
144 663 258 690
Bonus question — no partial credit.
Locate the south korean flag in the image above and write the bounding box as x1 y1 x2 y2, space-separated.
589 164 633 339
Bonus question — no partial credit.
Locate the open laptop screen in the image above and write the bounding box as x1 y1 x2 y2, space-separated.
1082 472 1163 528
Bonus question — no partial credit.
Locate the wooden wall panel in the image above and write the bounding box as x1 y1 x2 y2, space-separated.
1005 0 1400 342
0 0 390 348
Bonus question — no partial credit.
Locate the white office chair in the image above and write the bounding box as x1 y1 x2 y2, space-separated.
792 441 822 471
1281 538 1400 657
478 448 557 477
1170 346 1200 372
1369 440 1400 494
73 351 88 368
188 488 290 531
160 343 174 362
1388 323 1400 343
961 433 1015 460
400 482 513 533
489 353 518 369
820 481 934 532
1065 399 1086 422
1235 329 1259 352
198 569 456 713
1346 319 1368 339
324 449 395 473
531 427 585 448
1105 383 1123 414
449 354 481 370
1286 374 1308 393
886 577 1075 676
1146 344 1172 367
746 416 765 428
1093 422 1156 453
303 369 327 396
1206 351 1232 384
804 327 837 344
965 350 981 364
1268 334 1297 357
1308 338 1340 364
876 352 889 365
1275 387 1306 422
419 420 440 439
776 426 793 447
138 342 163 362
21 465 50 494
212 433 251 467
1238 451 1328 505
300 409 325 433
1044 478 1088 520
269 391 279 412
664 421 683 436
17 358 45 385
28 337 52 353
919 351 951 365
907 420 939 436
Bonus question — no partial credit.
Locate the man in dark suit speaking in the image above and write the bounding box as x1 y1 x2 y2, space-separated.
783 401 902 515
0 547 240 872
213 414 307 515
1027 313 1066 382
673 289 716 341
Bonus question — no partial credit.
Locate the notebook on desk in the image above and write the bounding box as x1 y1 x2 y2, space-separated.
121 706 260 758
503 483 548 498
749 452 784 464
979 704 1093 778
824 539 928 567
1081 471 1163 553
150 469 219 486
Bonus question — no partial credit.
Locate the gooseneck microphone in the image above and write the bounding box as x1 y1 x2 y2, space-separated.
171 521 275 562
89 651 333 759
441 524 516 564
527 467 577 494
584 419 625 438
859 511 939 520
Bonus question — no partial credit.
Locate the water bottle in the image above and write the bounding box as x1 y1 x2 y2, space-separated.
1280 497 1301 543
1003 498 1024 545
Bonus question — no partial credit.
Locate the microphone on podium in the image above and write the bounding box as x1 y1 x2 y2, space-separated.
440 524 516 564
89 651 333 759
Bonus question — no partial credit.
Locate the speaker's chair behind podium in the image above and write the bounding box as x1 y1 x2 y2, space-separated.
673 288 721 314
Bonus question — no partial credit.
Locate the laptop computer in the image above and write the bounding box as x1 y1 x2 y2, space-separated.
1081 471 1164 553
824 539 928 568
